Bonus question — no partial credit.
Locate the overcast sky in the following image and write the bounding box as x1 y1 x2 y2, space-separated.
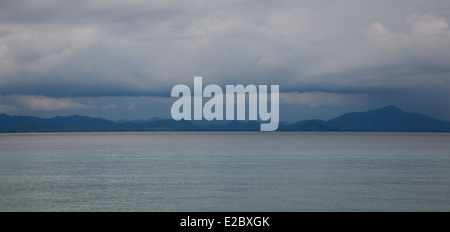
1 0 450 122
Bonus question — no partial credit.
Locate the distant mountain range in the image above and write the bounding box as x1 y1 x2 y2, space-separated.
1 105 450 132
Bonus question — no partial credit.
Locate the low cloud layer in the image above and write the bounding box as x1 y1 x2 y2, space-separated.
1 0 449 120
13 95 90 111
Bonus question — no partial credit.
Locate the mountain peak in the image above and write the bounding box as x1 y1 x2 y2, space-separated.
327 105 450 132
377 105 404 113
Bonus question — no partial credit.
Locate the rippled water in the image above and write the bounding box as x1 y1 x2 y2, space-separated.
1 132 449 211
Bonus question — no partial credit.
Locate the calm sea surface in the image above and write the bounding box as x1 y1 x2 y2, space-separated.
1 132 449 211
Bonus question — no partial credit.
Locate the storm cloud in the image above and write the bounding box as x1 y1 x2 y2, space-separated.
1 0 450 121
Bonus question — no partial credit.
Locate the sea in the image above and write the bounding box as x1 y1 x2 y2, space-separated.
0 132 449 212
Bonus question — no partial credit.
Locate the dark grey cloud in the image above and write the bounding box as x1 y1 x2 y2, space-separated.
1 0 450 120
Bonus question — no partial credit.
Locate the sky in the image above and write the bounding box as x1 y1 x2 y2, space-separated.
1 0 450 122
